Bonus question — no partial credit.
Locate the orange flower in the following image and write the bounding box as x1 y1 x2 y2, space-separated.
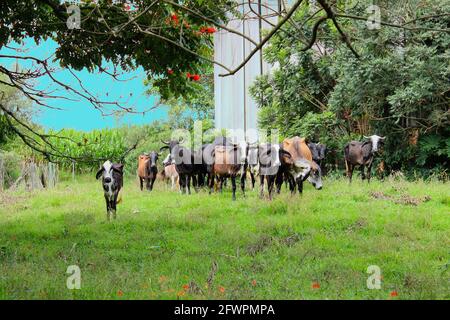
311 282 320 289
251 280 257 287
182 284 190 290
177 290 186 297
206 27 217 34
117 290 124 297
390 290 398 297
218 286 225 293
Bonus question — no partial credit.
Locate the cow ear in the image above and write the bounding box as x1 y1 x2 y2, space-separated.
95 168 104 180
112 164 124 173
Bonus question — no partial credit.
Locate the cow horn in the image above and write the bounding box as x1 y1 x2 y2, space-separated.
380 136 386 140
161 139 170 145
363 135 369 139
159 146 169 152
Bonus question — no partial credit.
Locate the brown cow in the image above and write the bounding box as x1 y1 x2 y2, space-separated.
137 151 159 191
279 137 323 194
210 144 246 201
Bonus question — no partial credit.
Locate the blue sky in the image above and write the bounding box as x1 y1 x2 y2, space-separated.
0 39 167 131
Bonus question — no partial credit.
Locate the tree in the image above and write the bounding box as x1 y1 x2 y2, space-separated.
250 0 450 177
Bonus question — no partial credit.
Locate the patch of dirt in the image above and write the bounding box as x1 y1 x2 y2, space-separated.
394 195 431 206
370 191 431 206
346 218 367 233
370 191 391 200
246 235 272 256
187 281 204 295
280 233 301 247
0 192 28 208
246 233 301 256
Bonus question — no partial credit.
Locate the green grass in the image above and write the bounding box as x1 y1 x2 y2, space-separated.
0 175 448 300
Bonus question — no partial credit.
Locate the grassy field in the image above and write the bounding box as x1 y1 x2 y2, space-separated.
0 174 448 300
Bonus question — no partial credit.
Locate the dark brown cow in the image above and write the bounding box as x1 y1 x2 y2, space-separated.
344 135 385 183
137 151 159 191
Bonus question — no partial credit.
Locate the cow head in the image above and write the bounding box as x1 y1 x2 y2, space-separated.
96 160 124 184
307 161 323 190
149 151 159 168
237 141 249 164
363 135 385 154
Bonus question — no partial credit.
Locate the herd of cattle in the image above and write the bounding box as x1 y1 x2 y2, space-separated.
96 135 385 220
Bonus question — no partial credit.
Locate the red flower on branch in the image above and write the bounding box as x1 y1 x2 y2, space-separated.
170 13 179 24
192 74 201 81
167 68 174 75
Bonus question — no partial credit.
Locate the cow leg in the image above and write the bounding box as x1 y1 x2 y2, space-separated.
288 176 295 194
111 197 117 220
347 162 354 183
250 171 256 190
192 175 199 193
367 163 373 183
259 175 265 199
231 175 237 201
361 165 366 180
171 176 175 190
208 174 215 195
267 176 275 201
219 177 224 193
179 173 186 194
206 174 211 189
240 171 246 197
139 178 144 191
296 178 303 194
275 170 283 194
150 176 156 191
186 175 191 195
104 195 111 221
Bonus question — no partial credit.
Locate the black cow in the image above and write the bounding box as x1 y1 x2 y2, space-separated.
344 135 385 183
146 151 159 191
307 142 327 170
160 138 205 194
96 160 124 221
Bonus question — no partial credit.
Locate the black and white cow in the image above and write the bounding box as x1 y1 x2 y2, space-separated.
96 160 124 220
